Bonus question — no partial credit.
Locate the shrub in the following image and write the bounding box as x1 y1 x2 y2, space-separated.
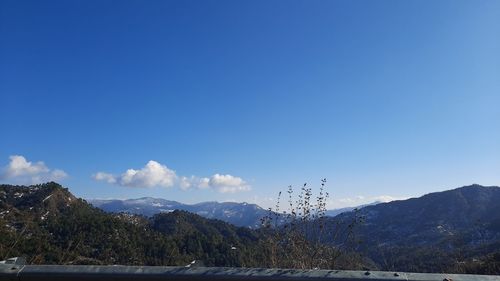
260 179 364 269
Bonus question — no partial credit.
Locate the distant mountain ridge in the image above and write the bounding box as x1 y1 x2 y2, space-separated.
90 197 269 228
324 201 382 217
328 184 500 273
352 184 500 246
90 197 385 228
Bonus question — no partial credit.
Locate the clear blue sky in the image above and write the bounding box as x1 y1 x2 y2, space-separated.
1 0 499 208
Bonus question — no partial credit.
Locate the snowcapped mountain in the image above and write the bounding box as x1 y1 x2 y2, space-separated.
90 198 269 228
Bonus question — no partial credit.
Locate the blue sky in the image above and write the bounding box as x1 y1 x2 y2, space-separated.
1 0 499 208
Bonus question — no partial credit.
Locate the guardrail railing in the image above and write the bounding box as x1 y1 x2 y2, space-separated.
1 262 499 281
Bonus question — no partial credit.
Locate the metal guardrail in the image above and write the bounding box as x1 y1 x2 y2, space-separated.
1 264 499 281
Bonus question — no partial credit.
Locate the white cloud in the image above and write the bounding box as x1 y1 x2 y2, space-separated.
0 155 68 184
92 172 116 184
179 176 195 190
120 161 176 188
198 177 210 189
372 195 403 203
328 194 407 209
94 160 177 188
178 174 250 193
93 161 250 193
208 174 251 193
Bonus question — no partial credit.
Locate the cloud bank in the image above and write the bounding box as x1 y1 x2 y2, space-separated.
0 155 68 184
207 174 251 193
328 194 407 209
93 160 250 193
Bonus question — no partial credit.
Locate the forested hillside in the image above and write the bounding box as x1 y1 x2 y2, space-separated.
0 182 270 266
1 182 499 274
329 185 500 274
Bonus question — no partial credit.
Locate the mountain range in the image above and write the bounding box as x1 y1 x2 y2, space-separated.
327 184 500 273
90 198 269 228
1 182 499 274
89 198 377 228
324 201 381 217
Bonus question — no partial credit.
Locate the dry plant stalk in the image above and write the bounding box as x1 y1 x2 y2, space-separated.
261 179 363 269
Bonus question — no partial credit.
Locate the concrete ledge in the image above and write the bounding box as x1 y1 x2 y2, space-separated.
1 264 499 281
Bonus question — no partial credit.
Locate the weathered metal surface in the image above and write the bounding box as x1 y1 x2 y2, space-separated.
0 263 22 281
0 264 498 281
